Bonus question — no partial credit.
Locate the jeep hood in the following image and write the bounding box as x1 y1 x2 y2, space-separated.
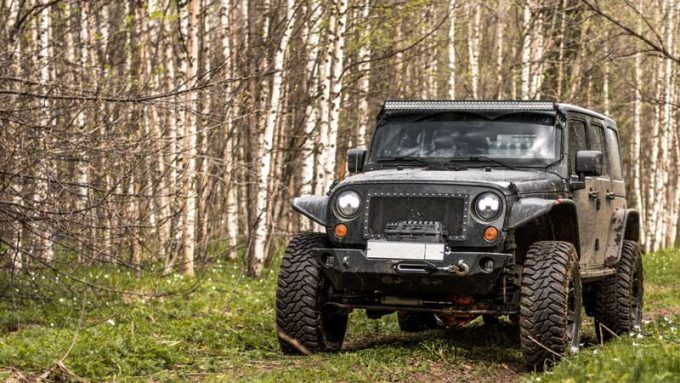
335 168 566 195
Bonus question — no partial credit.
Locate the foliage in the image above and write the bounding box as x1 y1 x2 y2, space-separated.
0 248 678 382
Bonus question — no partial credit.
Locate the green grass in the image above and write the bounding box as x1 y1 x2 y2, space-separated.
0 248 678 382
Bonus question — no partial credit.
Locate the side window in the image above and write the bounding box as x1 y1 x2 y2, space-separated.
589 123 609 176
568 120 587 175
606 128 623 180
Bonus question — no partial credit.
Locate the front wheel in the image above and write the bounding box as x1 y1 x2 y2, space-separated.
276 233 348 354
520 241 582 371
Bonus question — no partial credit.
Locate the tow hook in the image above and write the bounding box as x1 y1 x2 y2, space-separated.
448 260 470 276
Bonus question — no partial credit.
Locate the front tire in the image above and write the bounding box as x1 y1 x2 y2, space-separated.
520 241 582 371
591 240 644 342
276 233 348 354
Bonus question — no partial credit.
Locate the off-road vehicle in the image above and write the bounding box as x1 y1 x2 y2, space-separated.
276 100 643 370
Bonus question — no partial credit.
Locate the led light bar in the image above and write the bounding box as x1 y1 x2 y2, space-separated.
382 100 556 112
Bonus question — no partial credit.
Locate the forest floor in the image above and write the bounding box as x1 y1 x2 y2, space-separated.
0 247 679 382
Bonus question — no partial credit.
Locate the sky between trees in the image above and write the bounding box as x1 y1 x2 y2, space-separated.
1 0 679 278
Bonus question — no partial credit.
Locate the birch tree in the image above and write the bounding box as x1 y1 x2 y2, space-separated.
447 0 457 99
180 0 201 276
253 0 296 275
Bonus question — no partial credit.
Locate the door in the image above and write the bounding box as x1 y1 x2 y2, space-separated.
568 119 599 266
585 122 615 267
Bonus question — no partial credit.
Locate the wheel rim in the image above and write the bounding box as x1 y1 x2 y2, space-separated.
631 267 643 331
566 277 581 354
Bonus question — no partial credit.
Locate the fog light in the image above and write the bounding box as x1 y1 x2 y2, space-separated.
334 223 348 238
483 226 498 242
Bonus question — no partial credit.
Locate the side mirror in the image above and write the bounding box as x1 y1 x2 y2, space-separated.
347 148 367 174
575 150 603 181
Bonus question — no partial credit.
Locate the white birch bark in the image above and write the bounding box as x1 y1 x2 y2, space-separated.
318 5 335 192
529 10 544 99
649 0 674 250
656 0 675 248
90 2 113 261
220 0 238 258
75 0 92 260
320 0 348 190
9 1 23 267
467 2 481 99
603 32 610 115
301 2 324 213
180 0 200 276
447 0 457 99
556 0 567 99
163 0 181 272
646 58 662 251
520 0 532 100
34 3 54 263
142 0 170 262
356 0 371 146
632 12 644 234
496 0 504 99
253 0 296 274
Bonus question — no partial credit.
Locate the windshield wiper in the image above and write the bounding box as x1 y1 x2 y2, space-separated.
446 156 517 170
375 156 432 167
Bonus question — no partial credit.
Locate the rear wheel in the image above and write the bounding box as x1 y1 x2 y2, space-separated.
397 311 440 332
276 233 348 354
520 241 582 371
592 240 643 342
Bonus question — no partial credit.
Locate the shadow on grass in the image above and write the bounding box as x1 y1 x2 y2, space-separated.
344 319 525 369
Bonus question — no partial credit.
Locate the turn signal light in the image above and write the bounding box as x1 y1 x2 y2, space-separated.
483 226 498 242
334 223 348 238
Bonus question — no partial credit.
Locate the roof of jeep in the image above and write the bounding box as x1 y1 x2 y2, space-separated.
378 100 616 128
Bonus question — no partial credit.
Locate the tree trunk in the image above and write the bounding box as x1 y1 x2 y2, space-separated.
180 0 200 276
34 1 54 263
301 3 324 230
357 0 371 146
467 1 481 99
520 0 532 100
496 0 504 99
253 0 296 274
324 0 349 185
447 0 457 99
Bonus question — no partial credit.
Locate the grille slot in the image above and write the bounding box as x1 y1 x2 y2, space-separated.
367 196 466 240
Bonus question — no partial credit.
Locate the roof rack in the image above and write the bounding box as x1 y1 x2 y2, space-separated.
381 100 556 112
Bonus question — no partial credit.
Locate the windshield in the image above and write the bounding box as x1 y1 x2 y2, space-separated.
369 113 560 166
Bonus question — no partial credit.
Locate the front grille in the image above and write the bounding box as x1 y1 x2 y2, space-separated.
367 196 466 240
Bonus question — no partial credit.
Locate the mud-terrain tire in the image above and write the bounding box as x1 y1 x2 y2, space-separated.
276 233 348 354
520 241 582 371
591 240 643 342
397 311 440 332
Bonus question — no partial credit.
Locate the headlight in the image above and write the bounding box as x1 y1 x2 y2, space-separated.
475 192 502 221
336 190 361 218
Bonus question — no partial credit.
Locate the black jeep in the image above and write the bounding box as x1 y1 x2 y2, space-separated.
276 100 643 370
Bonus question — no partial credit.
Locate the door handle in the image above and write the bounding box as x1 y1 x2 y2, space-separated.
605 192 616 200
588 191 600 200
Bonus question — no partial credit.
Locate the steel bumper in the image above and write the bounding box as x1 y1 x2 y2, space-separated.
314 248 513 295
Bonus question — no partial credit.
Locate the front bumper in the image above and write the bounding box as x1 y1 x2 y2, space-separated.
314 248 513 296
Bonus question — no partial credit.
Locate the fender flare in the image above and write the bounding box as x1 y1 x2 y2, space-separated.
292 195 329 226
507 198 578 229
605 208 640 266
507 198 581 256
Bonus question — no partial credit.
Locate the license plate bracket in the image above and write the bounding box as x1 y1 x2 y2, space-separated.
366 240 445 261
